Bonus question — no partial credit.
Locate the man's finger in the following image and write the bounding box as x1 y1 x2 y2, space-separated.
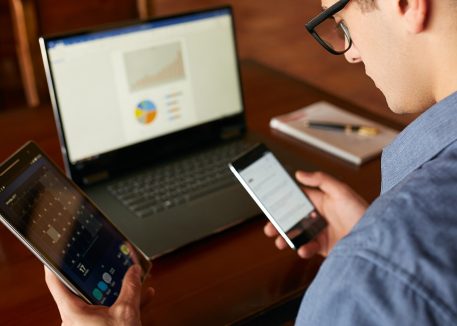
296 171 341 194
114 265 142 310
140 287 156 309
297 240 321 259
302 187 324 211
44 266 84 315
274 236 288 250
263 222 279 237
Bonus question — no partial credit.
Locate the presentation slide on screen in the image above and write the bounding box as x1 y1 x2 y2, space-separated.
47 14 242 163
112 40 197 142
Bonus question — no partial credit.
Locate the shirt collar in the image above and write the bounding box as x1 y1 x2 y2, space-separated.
381 91 457 194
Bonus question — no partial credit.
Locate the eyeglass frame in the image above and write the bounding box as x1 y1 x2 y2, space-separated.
305 0 352 55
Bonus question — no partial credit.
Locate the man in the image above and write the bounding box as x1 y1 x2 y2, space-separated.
45 0 457 324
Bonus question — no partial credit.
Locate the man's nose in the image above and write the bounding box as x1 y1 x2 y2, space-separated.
344 43 362 63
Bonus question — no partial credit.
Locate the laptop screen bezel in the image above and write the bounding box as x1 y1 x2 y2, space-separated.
39 5 247 186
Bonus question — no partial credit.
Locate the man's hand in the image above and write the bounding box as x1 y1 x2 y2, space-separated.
45 265 154 326
264 171 368 258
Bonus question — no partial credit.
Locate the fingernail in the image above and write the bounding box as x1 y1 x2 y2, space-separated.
132 264 141 277
295 170 305 177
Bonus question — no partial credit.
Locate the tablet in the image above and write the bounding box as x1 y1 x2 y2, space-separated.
0 141 151 306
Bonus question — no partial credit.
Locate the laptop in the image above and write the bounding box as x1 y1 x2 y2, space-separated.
39 6 260 258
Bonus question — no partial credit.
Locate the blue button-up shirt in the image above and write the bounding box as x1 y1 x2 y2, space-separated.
296 92 457 325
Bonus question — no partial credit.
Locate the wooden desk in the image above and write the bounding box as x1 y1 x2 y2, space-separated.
0 61 404 325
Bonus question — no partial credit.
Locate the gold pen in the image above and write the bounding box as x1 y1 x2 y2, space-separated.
307 121 380 136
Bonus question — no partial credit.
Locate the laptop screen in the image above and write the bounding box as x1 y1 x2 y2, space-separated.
41 8 242 164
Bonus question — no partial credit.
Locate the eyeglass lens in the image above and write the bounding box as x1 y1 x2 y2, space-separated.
314 18 350 53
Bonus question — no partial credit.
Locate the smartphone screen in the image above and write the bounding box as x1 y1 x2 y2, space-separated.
230 144 326 249
0 142 151 306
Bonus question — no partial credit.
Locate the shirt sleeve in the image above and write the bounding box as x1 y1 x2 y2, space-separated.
295 252 453 326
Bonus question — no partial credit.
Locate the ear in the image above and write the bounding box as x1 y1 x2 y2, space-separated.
397 0 430 33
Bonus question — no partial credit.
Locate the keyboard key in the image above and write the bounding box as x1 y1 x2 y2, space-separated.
107 139 253 218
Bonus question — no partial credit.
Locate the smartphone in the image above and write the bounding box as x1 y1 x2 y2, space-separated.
229 143 327 249
0 141 151 306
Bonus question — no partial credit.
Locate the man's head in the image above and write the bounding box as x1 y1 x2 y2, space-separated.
309 0 457 114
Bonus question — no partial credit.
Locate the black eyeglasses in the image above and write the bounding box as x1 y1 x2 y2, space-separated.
305 0 352 55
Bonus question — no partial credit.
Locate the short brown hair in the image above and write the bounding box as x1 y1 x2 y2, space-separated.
357 0 377 12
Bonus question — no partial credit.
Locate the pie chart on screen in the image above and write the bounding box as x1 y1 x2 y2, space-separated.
135 100 157 124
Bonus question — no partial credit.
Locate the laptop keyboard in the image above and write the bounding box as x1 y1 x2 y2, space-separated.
107 140 253 219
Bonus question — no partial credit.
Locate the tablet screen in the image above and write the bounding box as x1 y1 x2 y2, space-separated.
0 143 150 306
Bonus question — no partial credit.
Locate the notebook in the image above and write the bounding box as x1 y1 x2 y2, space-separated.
270 101 399 165
39 6 260 258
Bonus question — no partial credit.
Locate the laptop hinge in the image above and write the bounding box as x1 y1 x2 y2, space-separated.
83 170 109 185
220 125 243 140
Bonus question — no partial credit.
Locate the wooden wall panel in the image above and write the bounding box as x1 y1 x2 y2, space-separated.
36 0 141 35
0 0 25 108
